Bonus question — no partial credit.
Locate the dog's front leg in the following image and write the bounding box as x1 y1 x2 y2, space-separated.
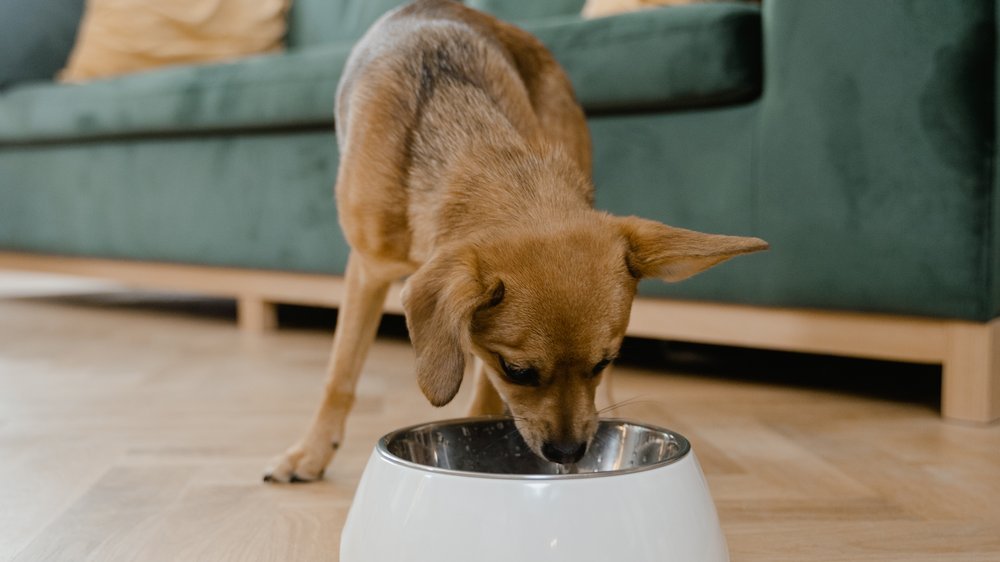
264 253 392 483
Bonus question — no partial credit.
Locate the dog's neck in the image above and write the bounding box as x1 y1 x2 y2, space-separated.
405 78 594 257
445 142 591 234
424 124 593 257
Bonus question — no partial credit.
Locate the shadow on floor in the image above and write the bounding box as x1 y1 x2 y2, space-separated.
9 292 942 411
617 337 941 410
266 303 943 411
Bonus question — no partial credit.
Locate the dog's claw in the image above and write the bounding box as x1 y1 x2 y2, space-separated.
264 442 335 484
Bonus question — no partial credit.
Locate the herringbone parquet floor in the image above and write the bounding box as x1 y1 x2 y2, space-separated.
1 272 998 561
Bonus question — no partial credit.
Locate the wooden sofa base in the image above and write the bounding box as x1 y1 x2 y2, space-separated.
1 251 996 424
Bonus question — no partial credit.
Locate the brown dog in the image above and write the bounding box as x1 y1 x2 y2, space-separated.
264 0 767 482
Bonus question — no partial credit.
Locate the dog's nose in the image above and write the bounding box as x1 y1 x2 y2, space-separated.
541 441 587 464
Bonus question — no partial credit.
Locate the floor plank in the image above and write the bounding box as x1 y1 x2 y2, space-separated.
0 273 998 561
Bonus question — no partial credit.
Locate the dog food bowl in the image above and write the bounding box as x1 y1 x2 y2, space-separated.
340 418 729 562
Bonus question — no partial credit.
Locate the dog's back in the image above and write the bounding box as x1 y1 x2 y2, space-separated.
333 0 591 265
336 0 569 149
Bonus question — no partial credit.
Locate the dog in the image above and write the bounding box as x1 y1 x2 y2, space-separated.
264 0 767 483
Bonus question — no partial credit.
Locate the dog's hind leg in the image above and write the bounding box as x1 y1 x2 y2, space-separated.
467 356 506 416
264 253 393 483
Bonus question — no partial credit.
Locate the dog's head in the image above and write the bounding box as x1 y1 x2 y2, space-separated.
402 213 767 464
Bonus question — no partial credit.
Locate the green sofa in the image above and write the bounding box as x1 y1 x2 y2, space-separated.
1 0 997 422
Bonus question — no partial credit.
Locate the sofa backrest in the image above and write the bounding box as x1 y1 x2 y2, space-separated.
285 0 410 48
285 0 588 49
0 0 592 88
0 0 85 88
465 0 585 21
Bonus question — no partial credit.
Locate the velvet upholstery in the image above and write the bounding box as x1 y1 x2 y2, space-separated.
590 105 766 303
0 0 85 89
285 0 408 48
0 132 348 273
525 4 761 112
0 3 759 143
755 0 996 319
0 45 351 143
0 109 760 302
994 9 1000 319
1 0 998 322
466 0 586 21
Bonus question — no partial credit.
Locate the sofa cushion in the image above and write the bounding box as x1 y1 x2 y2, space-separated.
0 2 760 143
526 3 761 112
0 43 351 144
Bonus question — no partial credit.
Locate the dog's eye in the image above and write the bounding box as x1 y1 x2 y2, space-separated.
590 358 612 377
497 355 540 387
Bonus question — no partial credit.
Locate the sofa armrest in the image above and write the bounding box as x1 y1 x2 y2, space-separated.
754 0 997 320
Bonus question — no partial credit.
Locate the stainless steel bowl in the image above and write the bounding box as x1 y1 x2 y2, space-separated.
379 417 690 479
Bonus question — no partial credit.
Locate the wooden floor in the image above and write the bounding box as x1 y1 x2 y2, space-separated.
1 272 998 561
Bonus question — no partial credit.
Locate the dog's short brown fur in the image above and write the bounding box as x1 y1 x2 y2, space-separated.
264 0 767 482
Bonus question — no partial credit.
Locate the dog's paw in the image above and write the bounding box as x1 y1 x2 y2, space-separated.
262 440 339 484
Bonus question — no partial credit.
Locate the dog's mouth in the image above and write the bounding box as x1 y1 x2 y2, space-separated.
540 441 588 465
511 418 591 466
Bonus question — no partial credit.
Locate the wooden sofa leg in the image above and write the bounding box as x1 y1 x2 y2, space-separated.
942 319 1000 423
237 295 277 334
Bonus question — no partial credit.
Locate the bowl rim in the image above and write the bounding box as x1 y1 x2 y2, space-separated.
375 417 691 480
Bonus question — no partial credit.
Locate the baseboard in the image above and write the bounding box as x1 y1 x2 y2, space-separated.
1 251 996 422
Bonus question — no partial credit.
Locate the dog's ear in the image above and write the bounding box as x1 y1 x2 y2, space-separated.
402 247 488 407
616 216 768 281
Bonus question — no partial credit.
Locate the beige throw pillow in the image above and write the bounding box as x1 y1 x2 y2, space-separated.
582 0 756 19
60 0 289 82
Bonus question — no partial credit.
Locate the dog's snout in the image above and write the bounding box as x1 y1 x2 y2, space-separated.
541 441 587 464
